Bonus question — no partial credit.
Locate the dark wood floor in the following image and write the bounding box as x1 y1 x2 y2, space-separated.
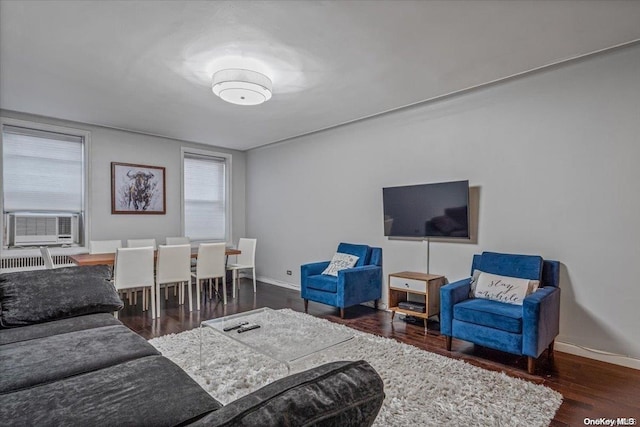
119 280 640 426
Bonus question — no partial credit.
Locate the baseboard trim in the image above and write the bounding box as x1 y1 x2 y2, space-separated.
554 341 640 370
255 275 299 291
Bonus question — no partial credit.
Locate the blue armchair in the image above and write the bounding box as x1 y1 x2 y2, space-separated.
440 252 560 374
301 243 383 318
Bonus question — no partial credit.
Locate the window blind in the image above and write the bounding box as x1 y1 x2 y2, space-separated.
2 126 84 212
183 153 226 241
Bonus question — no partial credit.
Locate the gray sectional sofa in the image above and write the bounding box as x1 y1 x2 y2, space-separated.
0 266 384 426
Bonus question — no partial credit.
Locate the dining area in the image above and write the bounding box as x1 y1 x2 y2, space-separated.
68 237 257 319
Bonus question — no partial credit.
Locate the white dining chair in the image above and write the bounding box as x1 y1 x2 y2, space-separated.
166 237 197 269
89 239 122 254
227 238 257 297
40 247 55 269
113 247 156 318
90 239 132 301
127 239 160 302
191 242 227 306
126 239 157 304
127 239 157 249
155 244 192 314
165 237 190 245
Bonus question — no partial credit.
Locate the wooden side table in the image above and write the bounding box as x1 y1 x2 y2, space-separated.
388 271 446 332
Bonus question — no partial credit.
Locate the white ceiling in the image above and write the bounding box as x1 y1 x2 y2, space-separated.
1 1 639 151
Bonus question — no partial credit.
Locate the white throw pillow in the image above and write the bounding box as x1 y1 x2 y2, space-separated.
472 271 540 305
322 253 359 277
469 269 482 297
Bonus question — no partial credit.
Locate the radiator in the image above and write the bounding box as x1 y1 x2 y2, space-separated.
0 254 75 272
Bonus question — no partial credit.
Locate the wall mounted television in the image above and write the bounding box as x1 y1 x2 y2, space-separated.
382 180 470 239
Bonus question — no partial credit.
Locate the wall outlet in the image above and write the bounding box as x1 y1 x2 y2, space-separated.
286 270 292 275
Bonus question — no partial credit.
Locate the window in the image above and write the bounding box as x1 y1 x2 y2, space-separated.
182 149 230 241
1 118 89 249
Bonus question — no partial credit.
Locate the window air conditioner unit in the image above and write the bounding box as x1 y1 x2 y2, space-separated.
10 213 79 247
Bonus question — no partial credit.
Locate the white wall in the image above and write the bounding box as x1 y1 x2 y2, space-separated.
246 44 640 360
0 110 247 246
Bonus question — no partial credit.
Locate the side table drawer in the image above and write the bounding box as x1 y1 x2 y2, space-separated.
389 276 426 293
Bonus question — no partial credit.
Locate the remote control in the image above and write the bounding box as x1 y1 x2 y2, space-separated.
237 324 261 333
223 321 249 332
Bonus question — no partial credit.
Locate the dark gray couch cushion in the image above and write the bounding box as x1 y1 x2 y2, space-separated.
189 360 385 427
0 312 120 345
0 265 123 327
0 355 223 427
1 324 160 393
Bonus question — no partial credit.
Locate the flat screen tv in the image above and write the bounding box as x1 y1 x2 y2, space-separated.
383 180 470 238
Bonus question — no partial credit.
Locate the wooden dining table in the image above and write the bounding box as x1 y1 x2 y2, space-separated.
69 247 241 266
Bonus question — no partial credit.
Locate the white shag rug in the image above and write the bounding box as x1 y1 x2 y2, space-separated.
149 309 562 427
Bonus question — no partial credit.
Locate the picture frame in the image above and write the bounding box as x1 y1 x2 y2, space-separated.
111 162 166 214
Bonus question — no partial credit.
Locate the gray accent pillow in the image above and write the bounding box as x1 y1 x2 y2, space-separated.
0 265 123 328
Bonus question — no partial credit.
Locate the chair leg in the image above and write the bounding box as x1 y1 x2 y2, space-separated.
374 299 379 310
221 277 227 305
445 336 452 351
304 299 308 314
232 270 237 298
156 283 161 318
252 268 256 293
527 357 536 374
548 340 555 361
195 279 201 310
340 308 345 319
188 280 193 312
150 285 156 319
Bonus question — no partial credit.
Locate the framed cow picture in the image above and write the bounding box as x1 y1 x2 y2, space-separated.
111 162 166 214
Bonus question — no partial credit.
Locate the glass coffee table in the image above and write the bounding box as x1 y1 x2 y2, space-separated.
200 307 354 372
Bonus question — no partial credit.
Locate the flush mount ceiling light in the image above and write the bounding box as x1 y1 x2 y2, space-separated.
212 69 273 106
